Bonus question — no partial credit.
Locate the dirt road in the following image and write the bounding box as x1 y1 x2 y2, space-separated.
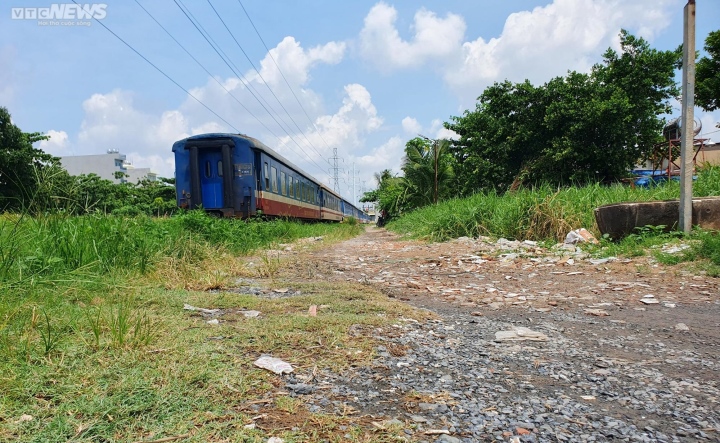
279 227 720 442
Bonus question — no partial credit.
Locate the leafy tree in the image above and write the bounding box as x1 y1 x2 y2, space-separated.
696 30 720 112
360 169 408 220
0 107 55 211
401 137 455 206
445 30 680 192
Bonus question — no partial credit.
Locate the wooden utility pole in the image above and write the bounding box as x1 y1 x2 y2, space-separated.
679 0 695 233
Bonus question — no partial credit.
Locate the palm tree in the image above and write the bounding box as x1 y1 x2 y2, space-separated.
402 137 455 207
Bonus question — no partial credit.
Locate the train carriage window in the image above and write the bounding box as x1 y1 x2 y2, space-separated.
204 161 211 178
294 180 299 198
264 163 269 189
271 166 278 193
288 176 293 198
217 161 223 177
280 171 286 195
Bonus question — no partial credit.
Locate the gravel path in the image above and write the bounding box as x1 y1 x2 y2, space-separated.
279 227 720 442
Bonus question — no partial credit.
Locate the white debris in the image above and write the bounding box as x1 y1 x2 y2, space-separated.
267 437 285 443
254 356 293 374
675 323 690 331
564 228 599 245
183 304 220 315
206 319 220 325
240 310 261 318
495 327 548 342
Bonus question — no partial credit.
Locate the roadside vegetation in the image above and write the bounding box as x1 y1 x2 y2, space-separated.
0 211 428 442
387 164 720 243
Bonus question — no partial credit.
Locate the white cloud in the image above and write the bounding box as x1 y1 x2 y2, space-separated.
252 37 346 89
445 0 677 101
359 2 466 71
355 136 406 177
401 116 422 135
37 130 70 156
72 90 192 177
358 0 678 107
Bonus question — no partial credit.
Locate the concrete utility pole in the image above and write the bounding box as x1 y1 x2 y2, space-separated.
679 0 696 233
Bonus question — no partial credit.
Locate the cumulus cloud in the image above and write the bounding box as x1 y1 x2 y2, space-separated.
446 0 676 102
355 136 406 177
50 35 351 180
37 130 70 156
273 83 384 178
252 37 346 88
401 117 422 135
359 2 466 71
358 0 677 107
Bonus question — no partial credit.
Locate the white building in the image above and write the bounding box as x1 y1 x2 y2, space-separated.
59 150 157 183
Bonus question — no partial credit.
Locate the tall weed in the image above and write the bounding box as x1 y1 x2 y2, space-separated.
389 164 720 242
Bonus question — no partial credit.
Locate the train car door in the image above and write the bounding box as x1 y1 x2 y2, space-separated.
199 150 224 209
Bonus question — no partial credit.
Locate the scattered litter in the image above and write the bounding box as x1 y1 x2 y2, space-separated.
640 298 660 305
243 423 256 429
584 309 609 317
495 326 548 342
675 323 690 331
516 427 531 435
424 429 450 435
581 395 596 401
661 243 691 254
588 257 615 265
308 305 317 316
254 356 293 374
564 228 599 245
183 304 220 315
470 311 483 316
16 414 33 423
273 288 289 293
240 310 261 318
267 438 285 443
206 319 220 325
663 302 676 308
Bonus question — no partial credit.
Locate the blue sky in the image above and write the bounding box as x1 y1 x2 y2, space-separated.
2 0 719 204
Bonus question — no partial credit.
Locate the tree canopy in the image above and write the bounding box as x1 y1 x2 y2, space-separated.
401 137 455 207
696 30 720 112
444 30 680 193
0 106 54 211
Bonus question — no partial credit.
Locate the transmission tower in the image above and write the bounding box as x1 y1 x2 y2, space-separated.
330 147 341 193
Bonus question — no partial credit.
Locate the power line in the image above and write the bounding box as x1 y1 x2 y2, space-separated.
172 0 328 175
205 0 328 164
69 0 240 133
133 0 281 142
236 0 339 161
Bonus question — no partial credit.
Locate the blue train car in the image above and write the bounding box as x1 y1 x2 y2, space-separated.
172 133 324 219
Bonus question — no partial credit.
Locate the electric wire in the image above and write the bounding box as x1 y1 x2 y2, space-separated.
205 0 328 163
133 0 282 143
173 0 328 175
69 0 240 133
236 0 339 161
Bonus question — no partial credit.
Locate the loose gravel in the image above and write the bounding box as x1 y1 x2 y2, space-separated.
274 228 720 442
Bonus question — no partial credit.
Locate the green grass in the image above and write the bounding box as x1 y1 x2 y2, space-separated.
1 212 428 442
388 164 720 243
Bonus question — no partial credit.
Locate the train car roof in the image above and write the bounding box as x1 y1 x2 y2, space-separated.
174 133 323 188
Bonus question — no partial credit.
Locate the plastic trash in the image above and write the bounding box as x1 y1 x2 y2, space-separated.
254 356 293 374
